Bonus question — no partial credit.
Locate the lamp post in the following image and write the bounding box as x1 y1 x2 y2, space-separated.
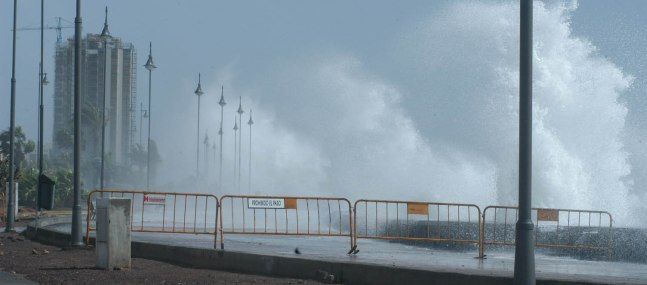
99 7 110 191
194 74 204 189
218 86 226 192
37 0 47 205
144 42 156 191
236 97 244 193
71 0 84 246
204 132 209 182
233 118 238 191
514 0 535 284
139 102 147 146
247 109 254 194
5 0 18 232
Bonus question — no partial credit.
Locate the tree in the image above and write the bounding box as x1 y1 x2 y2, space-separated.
0 126 36 188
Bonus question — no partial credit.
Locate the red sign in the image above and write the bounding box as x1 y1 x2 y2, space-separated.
143 194 166 205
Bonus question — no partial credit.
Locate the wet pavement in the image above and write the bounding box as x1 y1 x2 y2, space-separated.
47 223 647 284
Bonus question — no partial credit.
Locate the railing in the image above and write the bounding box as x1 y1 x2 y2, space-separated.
353 199 483 257
219 195 353 251
482 206 613 258
85 189 219 248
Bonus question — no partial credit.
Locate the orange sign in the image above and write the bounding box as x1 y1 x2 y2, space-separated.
537 209 559 222
284 198 298 209
407 203 429 215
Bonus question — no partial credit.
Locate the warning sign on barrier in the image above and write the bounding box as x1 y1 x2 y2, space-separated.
143 194 166 205
248 198 298 209
537 209 559 221
407 202 429 215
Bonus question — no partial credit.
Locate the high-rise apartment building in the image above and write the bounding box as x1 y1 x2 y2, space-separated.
52 11 137 186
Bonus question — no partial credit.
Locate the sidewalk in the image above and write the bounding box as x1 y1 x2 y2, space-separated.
0 231 323 284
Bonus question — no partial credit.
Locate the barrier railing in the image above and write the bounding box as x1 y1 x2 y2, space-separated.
353 199 483 257
482 206 613 258
219 195 353 252
0 192 6 224
85 189 219 248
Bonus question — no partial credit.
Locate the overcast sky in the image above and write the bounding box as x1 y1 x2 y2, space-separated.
1 0 646 225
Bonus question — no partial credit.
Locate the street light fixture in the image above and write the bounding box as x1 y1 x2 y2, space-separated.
144 42 156 191
194 74 204 189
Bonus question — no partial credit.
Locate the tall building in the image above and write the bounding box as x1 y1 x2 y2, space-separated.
52 10 137 186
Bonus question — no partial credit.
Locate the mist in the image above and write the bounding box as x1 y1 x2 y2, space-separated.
147 1 645 227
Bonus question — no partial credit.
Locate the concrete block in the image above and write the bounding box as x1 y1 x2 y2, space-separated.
96 198 131 270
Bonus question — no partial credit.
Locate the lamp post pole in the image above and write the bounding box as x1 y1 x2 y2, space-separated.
5 0 18 232
71 0 84 247
144 42 156 191
37 0 45 190
247 109 254 194
218 87 226 192
194 74 204 189
514 0 535 284
236 98 244 193
233 118 238 191
100 7 110 191
37 0 50 210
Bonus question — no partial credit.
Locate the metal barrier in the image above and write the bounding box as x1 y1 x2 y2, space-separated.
0 192 6 224
353 199 483 257
85 189 219 248
482 206 613 258
219 195 353 251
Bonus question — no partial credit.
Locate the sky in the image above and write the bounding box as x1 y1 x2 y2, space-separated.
1 1 646 225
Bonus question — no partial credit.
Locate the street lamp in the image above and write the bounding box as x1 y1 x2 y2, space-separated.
236 97 244 192
204 133 209 183
99 7 110 191
5 0 18 232
71 0 84 246
233 117 238 190
514 0 535 284
194 74 204 189
37 0 46 205
144 42 156 191
247 109 254 194
218 86 226 192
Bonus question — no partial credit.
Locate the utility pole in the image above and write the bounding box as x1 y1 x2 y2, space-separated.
218 87 226 192
99 7 110 191
5 0 18 232
71 0 84 246
144 42 156 191
514 0 535 284
236 97 244 193
194 74 204 189
247 109 254 194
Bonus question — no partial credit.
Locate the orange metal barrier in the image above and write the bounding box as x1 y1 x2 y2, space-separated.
86 189 219 248
353 199 483 257
0 192 6 224
482 206 613 258
219 195 353 251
